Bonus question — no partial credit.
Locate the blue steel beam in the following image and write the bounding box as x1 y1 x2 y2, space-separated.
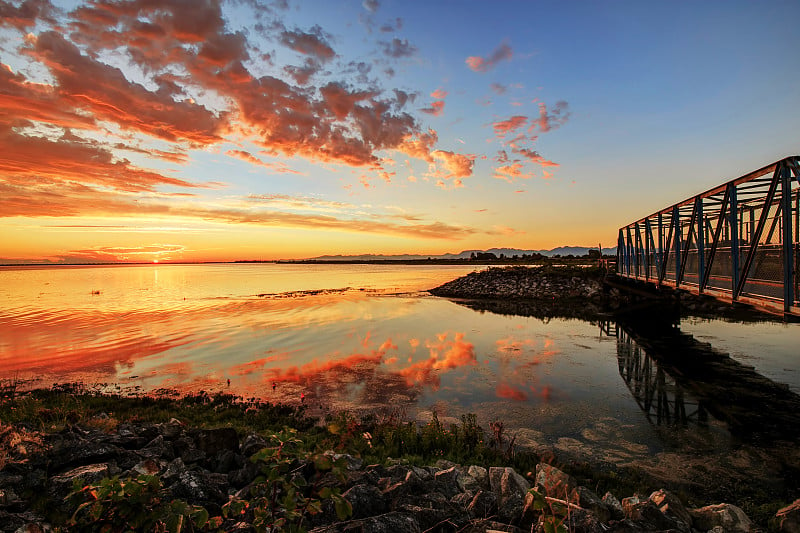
702 185 729 290
729 183 740 298
696 196 705 292
782 162 794 312
735 164 782 299
673 206 681 288
678 198 699 285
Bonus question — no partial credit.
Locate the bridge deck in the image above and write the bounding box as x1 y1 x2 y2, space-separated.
617 156 800 317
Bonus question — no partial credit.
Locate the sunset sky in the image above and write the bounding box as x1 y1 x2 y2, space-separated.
1 0 799 263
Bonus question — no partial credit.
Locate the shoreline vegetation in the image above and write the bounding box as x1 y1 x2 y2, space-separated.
1 266 796 532
1 386 789 533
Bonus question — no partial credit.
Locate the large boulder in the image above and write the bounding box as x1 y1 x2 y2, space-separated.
689 503 752 533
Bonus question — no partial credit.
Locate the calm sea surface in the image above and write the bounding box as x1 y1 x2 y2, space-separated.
2 263 799 495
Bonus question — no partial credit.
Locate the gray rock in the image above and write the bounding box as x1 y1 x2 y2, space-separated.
489 467 530 507
240 433 268 457
602 491 625 520
776 499 800 533
381 480 410 501
648 489 692 531
458 519 522 533
212 449 242 474
141 434 175 460
131 458 161 476
434 466 462 498
689 503 752 533
173 436 205 464
192 427 239 456
576 486 611 523
450 491 475 511
343 483 388 519
624 500 683 531
332 453 364 471
49 463 111 500
534 463 575 500
162 418 185 439
462 465 489 492
566 506 607 533
0 510 47 533
161 457 187 484
467 490 499 518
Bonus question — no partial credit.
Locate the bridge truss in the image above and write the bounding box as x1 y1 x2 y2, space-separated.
617 156 800 316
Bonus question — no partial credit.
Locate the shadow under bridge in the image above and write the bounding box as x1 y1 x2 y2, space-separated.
600 315 800 443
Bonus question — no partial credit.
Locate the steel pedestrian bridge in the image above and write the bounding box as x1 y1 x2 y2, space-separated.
617 156 800 317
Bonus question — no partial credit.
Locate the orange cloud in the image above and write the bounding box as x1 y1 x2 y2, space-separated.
432 150 474 178
466 42 512 73
55 244 187 263
514 148 559 167
0 0 55 30
420 100 445 116
398 130 438 162
493 115 527 136
226 150 302 174
2 0 460 192
0 126 198 193
31 31 225 145
493 163 532 182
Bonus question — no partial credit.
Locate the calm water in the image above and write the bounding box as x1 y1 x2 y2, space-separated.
2 263 799 496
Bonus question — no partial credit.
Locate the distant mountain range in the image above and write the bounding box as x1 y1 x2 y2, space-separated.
305 246 617 262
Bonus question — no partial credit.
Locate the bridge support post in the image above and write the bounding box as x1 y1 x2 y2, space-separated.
728 183 740 299
657 212 664 287
782 162 794 313
696 196 705 292
673 206 681 288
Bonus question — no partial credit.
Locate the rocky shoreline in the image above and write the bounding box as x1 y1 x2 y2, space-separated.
4 418 798 532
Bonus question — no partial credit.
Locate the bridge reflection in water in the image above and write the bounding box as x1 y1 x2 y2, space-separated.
600 316 800 443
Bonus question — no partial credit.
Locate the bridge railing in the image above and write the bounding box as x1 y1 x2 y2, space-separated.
617 156 800 316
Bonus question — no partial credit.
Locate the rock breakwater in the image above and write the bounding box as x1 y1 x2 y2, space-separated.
429 266 608 301
428 266 625 320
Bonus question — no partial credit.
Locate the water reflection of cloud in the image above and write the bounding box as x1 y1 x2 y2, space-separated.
490 334 560 402
229 353 291 376
0 309 191 379
497 383 528 401
401 332 477 387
